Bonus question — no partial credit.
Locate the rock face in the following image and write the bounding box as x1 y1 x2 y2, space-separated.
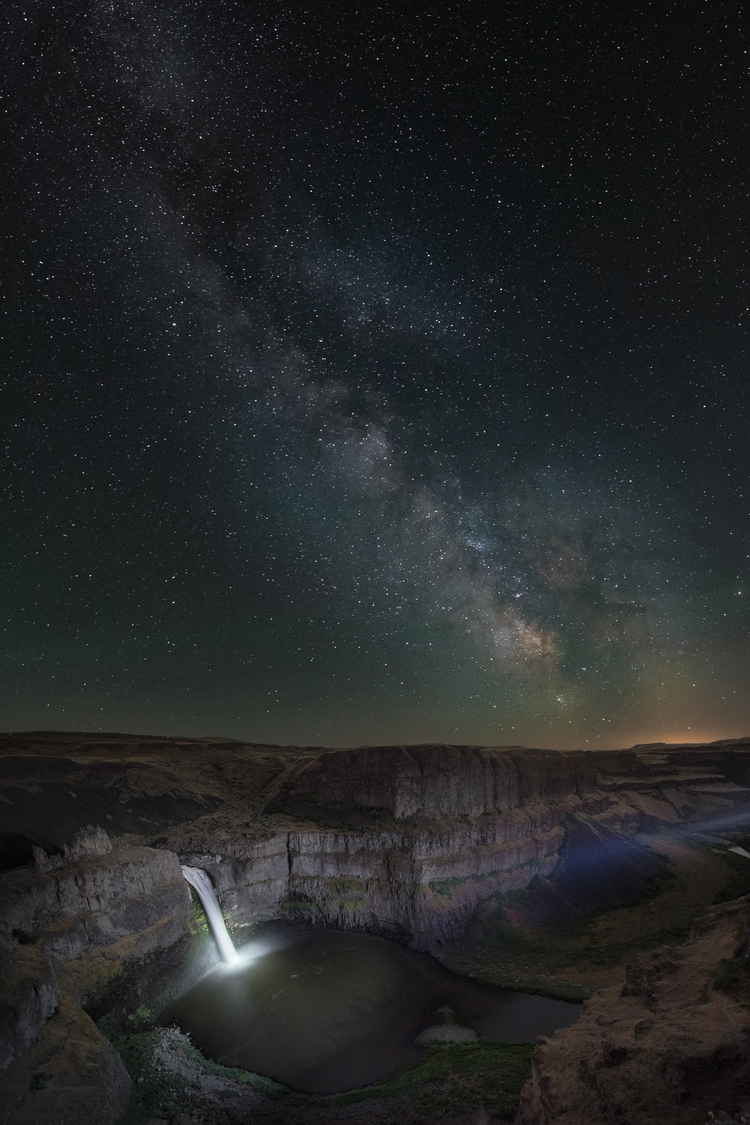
181 739 750 950
277 744 596 819
204 801 575 948
0 997 132 1125
514 898 750 1125
0 827 191 1125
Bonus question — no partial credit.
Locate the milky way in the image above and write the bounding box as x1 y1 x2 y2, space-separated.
2 1 748 747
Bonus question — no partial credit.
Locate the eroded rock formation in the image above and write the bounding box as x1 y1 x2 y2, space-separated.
0 826 190 1124
515 898 750 1125
276 743 596 818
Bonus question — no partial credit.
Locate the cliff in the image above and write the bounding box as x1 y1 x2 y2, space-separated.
0 827 191 1124
276 743 596 818
178 738 750 949
515 897 750 1125
3 734 750 959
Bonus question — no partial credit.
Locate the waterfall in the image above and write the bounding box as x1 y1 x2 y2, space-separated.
181 865 239 964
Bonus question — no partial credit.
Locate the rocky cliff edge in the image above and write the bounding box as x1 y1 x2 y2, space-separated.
515 897 750 1125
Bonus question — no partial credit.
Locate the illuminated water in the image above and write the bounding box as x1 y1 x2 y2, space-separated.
181 865 238 965
160 930 580 1094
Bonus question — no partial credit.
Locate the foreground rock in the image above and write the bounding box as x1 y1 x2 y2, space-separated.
0 827 191 1124
515 898 750 1125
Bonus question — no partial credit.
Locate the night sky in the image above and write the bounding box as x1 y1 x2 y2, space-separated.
2 1 749 749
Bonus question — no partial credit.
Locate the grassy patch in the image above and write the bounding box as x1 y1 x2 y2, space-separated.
441 839 750 999
712 956 750 999
187 897 209 936
112 1016 286 1124
429 877 464 897
108 1001 532 1125
332 1041 533 1123
161 1031 282 1094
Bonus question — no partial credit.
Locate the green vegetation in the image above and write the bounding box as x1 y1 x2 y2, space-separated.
111 1009 285 1125
330 1041 533 1123
442 839 750 1000
107 835 750 1122
109 1003 532 1125
283 879 371 914
428 877 464 897
126 1005 154 1031
712 956 750 998
187 897 209 936
428 865 541 901
28 1072 53 1092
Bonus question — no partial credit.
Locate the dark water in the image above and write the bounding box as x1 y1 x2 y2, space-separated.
160 931 579 1094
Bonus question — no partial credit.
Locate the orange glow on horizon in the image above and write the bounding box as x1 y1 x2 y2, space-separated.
548 727 749 752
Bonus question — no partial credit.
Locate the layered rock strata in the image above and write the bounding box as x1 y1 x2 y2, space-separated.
277 744 596 818
175 745 600 948
185 800 589 949
0 828 191 1124
178 740 750 950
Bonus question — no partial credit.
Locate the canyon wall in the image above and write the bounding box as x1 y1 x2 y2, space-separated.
175 744 600 949
0 828 193 1124
277 744 596 818
175 740 750 951
183 802 575 949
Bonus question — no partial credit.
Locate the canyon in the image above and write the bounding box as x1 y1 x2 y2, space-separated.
2 730 750 1124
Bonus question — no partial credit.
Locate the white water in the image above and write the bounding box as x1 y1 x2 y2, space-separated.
181 865 239 964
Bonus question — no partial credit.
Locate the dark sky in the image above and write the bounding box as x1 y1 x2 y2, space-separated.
2 0 748 749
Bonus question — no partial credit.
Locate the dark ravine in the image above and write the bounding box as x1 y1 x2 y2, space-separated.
1 731 750 1123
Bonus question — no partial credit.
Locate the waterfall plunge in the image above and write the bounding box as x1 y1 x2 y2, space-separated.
182 865 239 965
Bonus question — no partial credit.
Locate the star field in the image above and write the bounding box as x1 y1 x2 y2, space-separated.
2 0 749 747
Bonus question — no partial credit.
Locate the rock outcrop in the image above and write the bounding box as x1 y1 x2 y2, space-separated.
515 897 750 1125
199 801 575 948
181 739 750 949
0 826 191 1125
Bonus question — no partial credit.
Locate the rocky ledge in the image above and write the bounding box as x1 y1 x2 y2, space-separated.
0 827 191 1124
516 897 750 1125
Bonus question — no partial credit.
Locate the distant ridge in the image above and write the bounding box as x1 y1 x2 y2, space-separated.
3 729 749 755
628 736 750 750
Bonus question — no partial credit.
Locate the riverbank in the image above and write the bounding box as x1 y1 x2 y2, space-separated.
439 833 750 1000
